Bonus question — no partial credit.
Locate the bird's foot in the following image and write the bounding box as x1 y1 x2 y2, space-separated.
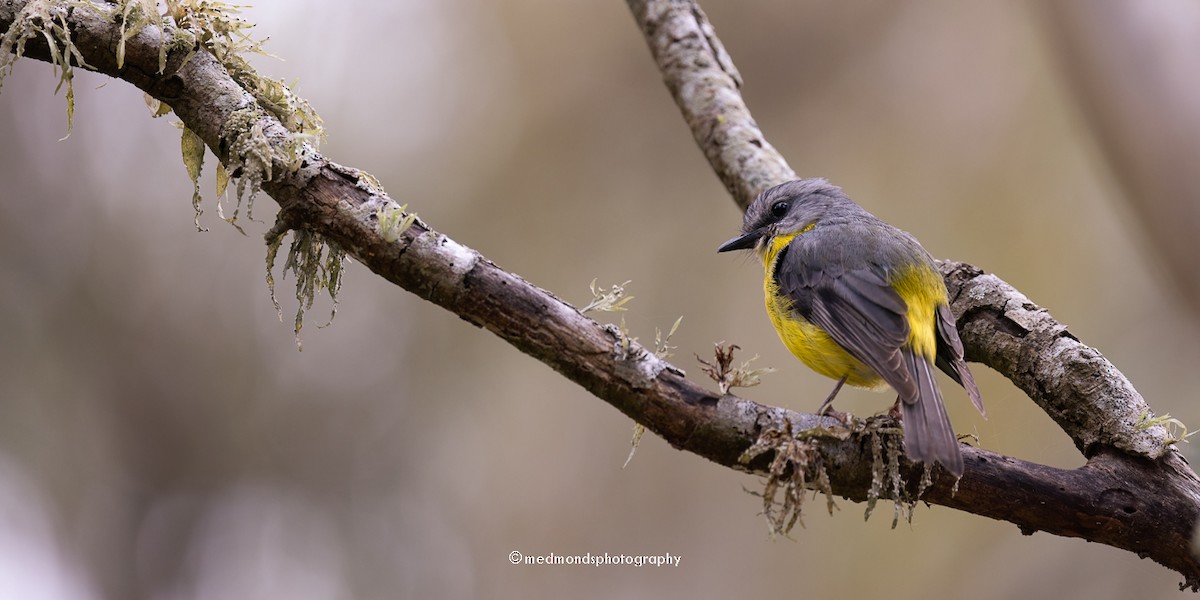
818 404 851 426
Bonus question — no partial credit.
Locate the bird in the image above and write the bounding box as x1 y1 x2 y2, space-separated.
718 178 984 476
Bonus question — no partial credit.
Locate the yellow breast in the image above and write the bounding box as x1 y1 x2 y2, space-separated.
763 273 885 388
758 232 884 389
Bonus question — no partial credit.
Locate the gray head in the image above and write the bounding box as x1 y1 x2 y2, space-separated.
717 178 863 254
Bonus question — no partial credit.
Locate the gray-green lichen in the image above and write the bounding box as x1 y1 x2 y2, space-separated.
3 1 348 347
739 421 838 537
737 412 942 535
582 279 634 314
149 1 326 231
179 122 208 231
222 106 272 224
167 0 323 140
861 416 933 528
0 0 91 138
113 0 165 73
266 223 346 351
376 203 416 243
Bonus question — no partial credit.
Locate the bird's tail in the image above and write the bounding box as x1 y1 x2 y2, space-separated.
899 349 964 477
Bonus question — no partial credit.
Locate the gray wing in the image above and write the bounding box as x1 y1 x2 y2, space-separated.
773 242 916 400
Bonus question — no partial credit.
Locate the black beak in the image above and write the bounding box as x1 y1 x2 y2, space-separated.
717 231 761 253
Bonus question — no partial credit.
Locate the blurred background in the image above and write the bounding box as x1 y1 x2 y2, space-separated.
2 1 1200 598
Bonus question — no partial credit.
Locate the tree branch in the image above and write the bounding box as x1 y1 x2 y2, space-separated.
3 0 1199 589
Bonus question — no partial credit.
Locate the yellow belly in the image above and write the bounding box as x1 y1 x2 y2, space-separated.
765 288 885 389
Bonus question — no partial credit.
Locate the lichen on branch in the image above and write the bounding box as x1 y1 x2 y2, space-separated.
0 0 90 138
265 223 346 350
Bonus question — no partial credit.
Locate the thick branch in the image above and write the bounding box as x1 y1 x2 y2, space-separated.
3 0 1199 589
942 262 1166 459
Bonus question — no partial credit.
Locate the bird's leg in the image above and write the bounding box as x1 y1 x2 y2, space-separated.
817 375 848 416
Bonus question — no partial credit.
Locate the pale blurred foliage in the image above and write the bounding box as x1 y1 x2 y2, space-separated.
1 1 1199 598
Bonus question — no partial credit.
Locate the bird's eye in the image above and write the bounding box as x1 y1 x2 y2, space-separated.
770 200 790 218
